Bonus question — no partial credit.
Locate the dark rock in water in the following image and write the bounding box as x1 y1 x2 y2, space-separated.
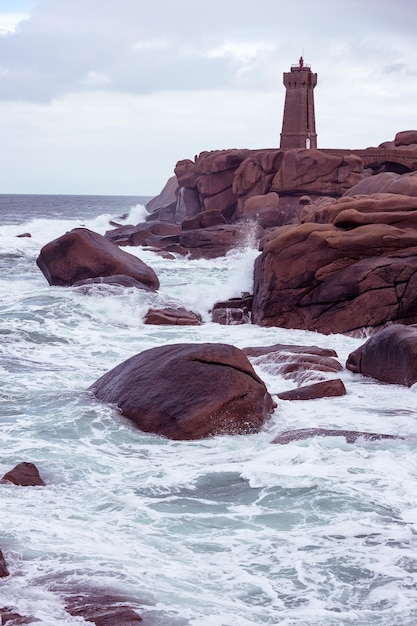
346 324 417 386
213 293 253 312
0 549 9 577
243 343 337 358
1 462 45 486
90 343 275 440
16 232 31 238
65 593 142 625
211 293 252 325
272 428 404 445
243 343 342 385
144 307 202 325
36 227 160 291
277 379 346 401
143 247 176 259
0 607 37 624
212 307 250 325
73 274 154 292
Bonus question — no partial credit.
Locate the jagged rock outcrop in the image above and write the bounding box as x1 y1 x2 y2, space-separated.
346 324 417 386
90 343 275 440
37 228 160 291
145 175 178 222
104 133 417 271
252 208 417 334
113 147 368 260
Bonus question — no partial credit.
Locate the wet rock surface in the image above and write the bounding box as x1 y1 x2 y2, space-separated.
37 227 160 291
346 323 417 385
272 428 404 445
90 343 275 440
276 379 346 401
1 462 45 486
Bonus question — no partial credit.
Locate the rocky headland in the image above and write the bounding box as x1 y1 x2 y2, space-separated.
5 130 417 624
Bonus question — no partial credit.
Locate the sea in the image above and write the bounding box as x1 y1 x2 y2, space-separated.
1 194 417 626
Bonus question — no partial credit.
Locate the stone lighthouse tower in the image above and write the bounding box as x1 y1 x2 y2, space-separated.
280 57 317 149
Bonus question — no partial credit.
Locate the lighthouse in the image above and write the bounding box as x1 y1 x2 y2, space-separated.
280 57 317 149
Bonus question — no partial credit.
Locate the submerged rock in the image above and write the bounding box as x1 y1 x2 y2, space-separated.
65 593 142 625
277 379 346 401
243 343 342 385
90 343 275 440
0 607 36 624
143 307 202 325
272 428 403 445
73 274 155 292
0 549 9 577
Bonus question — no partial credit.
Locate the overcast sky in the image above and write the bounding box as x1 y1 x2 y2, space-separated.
0 0 416 196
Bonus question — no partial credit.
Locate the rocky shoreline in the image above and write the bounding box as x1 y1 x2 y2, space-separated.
3 130 417 624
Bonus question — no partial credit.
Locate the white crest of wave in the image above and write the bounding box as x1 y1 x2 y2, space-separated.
146 246 261 320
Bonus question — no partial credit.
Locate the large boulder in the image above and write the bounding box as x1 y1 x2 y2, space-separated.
241 192 282 228
394 130 417 147
90 343 275 440
302 192 417 228
252 221 417 334
346 324 417 386
270 149 363 196
344 172 417 198
37 228 160 290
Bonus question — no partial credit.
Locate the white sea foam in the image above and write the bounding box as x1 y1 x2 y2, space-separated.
1 205 417 625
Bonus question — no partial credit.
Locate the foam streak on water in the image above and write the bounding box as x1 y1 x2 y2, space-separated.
1 195 417 625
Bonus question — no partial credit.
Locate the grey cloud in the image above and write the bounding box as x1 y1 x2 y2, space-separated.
0 0 416 102
382 63 415 76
